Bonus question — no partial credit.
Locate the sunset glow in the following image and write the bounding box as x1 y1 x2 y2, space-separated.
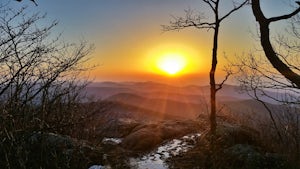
157 54 186 75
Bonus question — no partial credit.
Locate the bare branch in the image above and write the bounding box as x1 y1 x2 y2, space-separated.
0 6 94 137
15 0 38 6
216 64 232 92
219 0 249 22
269 7 300 23
251 86 284 142
162 9 215 31
202 0 216 12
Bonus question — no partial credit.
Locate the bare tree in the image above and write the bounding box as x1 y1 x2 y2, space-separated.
251 0 300 88
163 0 248 137
0 6 94 168
230 52 300 164
229 10 300 164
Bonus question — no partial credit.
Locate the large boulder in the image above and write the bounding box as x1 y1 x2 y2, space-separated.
121 124 163 151
121 120 201 152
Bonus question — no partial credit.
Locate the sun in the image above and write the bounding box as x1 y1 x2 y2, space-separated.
157 53 186 75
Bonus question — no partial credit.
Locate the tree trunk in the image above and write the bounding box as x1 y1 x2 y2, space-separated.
252 0 300 88
210 20 220 138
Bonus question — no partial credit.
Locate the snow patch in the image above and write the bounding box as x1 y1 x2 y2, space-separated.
130 133 201 169
102 138 122 145
88 165 106 169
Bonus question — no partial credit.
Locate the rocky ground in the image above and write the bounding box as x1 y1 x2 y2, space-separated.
4 116 297 169
90 118 206 168
166 123 293 169
90 119 295 169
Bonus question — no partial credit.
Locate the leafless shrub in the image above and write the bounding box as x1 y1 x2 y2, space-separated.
0 6 96 168
228 11 300 165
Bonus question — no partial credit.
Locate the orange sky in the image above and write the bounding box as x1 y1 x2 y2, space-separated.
23 0 295 85
89 11 252 85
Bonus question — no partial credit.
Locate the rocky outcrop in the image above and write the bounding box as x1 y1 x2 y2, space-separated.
121 120 201 152
167 123 291 169
121 124 163 151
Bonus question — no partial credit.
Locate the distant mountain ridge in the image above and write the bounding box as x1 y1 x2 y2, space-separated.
84 81 296 123
86 81 253 101
86 81 289 104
